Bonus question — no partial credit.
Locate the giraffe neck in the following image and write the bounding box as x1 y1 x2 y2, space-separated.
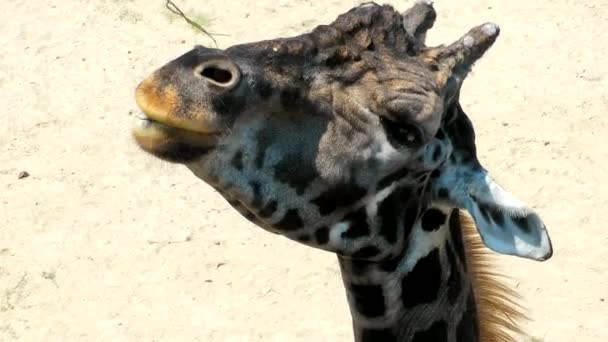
337 207 479 342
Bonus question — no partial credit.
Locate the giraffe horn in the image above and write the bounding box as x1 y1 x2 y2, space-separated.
424 22 500 96
402 0 437 46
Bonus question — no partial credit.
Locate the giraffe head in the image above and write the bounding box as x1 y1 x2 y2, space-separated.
132 2 551 261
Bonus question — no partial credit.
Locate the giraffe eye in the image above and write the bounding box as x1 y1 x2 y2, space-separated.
404 131 418 143
380 116 423 147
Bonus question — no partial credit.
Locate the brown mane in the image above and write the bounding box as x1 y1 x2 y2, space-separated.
460 211 529 342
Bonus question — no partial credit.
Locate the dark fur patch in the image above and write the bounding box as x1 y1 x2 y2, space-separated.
420 208 447 232
416 186 424 198
449 209 467 270
249 181 263 208
360 329 396 342
315 227 330 244
456 292 480 340
341 208 370 239
348 283 386 318
274 152 319 195
311 183 367 216
379 202 418 272
275 209 304 231
280 88 303 108
402 202 419 234
446 241 462 306
349 259 372 277
352 246 381 259
432 144 442 162
435 128 445 139
412 320 447 342
380 254 402 273
401 248 441 308
254 129 274 169
255 79 273 99
259 200 278 218
378 192 399 243
231 150 244 170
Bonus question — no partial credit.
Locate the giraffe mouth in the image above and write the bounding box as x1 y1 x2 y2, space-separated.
131 74 224 162
132 112 218 163
132 111 219 141
134 111 217 134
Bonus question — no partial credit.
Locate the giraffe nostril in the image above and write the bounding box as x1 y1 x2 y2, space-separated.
195 58 241 89
201 66 233 84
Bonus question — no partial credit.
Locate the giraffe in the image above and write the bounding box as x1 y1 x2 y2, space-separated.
130 2 553 341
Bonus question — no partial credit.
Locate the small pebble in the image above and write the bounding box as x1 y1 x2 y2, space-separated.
18 171 30 179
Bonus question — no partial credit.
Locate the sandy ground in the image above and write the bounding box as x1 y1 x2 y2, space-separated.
1 0 607 341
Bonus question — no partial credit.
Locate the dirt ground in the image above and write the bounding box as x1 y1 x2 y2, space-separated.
1 0 607 341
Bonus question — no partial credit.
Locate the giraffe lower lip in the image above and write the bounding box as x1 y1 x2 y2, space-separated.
132 113 219 162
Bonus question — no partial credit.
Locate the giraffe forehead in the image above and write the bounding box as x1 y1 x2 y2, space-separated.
219 3 437 103
225 3 416 60
363 65 440 102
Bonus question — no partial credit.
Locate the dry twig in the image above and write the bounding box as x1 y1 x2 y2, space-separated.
165 0 225 47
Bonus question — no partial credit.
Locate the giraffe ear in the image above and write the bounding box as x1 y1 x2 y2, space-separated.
462 173 553 261
434 169 553 261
